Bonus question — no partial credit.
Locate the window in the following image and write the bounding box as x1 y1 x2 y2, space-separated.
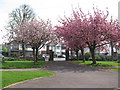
56 46 60 50
61 46 66 49
26 45 31 48
56 52 60 55
13 44 19 50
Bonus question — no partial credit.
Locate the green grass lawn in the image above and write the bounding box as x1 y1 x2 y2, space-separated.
108 68 120 71
75 61 120 67
1 61 44 69
0 71 2 88
1 71 54 88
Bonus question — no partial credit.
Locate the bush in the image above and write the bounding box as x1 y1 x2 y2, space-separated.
117 59 120 63
10 53 20 57
3 58 33 61
3 58 15 61
117 55 120 59
104 56 112 61
104 56 117 61
89 55 104 61
99 55 106 61
95 55 101 60
0 59 5 63
98 55 118 61
85 53 91 61
78 54 83 60
99 55 112 61
89 57 92 61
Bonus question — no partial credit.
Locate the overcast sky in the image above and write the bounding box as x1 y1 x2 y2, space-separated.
0 0 119 44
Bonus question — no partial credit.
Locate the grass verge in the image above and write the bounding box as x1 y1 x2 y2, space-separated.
108 68 120 71
74 61 119 67
1 61 44 69
1 71 54 88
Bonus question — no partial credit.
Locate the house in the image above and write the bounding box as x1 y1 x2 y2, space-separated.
5 40 120 57
5 41 66 57
5 41 33 57
40 44 66 57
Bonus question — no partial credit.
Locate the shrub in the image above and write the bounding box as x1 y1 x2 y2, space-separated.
98 55 118 61
89 55 103 61
117 55 120 59
117 59 120 63
104 56 117 61
3 58 15 61
89 57 92 61
112 57 118 61
0 58 5 63
99 55 106 61
104 56 112 61
79 54 83 60
85 53 91 61
2 58 33 61
95 55 101 60
10 53 20 57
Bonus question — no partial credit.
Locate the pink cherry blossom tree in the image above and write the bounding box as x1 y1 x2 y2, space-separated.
12 19 52 64
66 38 86 61
56 6 120 64
73 7 120 64
55 12 87 61
105 18 120 58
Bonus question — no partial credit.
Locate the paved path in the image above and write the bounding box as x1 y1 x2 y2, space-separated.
110 66 120 68
5 61 119 88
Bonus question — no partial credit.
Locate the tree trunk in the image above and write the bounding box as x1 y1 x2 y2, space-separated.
8 44 11 57
32 47 35 61
90 47 96 64
65 49 69 61
75 50 79 60
22 43 25 57
110 42 114 61
49 50 54 61
70 51 73 59
46 45 49 54
33 48 38 65
80 48 85 62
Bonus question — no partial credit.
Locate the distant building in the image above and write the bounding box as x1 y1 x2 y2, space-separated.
5 40 120 57
5 41 66 57
40 44 66 57
0 44 2 53
5 41 33 57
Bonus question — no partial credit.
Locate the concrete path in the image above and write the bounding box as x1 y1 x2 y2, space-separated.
5 61 119 88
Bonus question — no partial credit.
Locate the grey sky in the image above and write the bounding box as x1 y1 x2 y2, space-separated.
0 0 119 44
